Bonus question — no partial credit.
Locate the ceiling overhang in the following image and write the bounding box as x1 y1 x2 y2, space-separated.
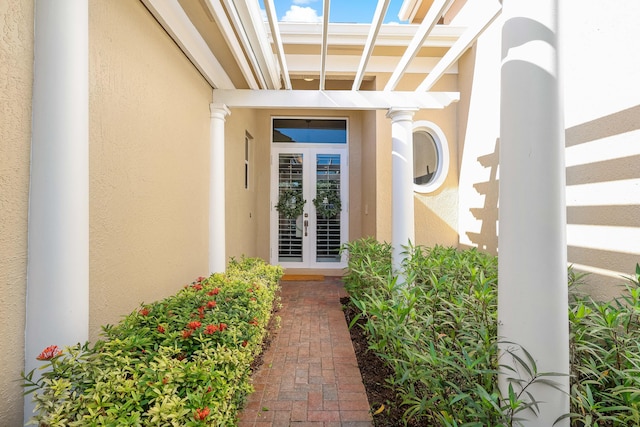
142 0 501 111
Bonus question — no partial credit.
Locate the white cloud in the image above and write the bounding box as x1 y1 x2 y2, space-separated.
281 5 322 23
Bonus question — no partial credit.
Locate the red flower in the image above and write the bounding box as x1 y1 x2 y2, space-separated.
218 323 228 332
197 276 206 282
207 300 216 309
187 321 202 330
182 330 193 339
157 325 166 333
194 407 210 421
204 324 218 334
241 340 248 347
206 386 212 393
162 377 169 384
249 318 259 326
192 284 203 291
250 297 256 302
36 345 61 361
207 288 220 296
139 308 150 316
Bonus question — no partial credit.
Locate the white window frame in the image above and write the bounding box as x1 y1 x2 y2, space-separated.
412 120 449 194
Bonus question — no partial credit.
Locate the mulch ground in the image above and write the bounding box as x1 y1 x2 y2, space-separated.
341 296 420 427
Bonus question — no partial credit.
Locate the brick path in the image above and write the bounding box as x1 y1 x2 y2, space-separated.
238 277 373 427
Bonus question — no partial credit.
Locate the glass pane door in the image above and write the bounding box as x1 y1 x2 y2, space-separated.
277 153 304 262
315 154 342 263
271 148 347 269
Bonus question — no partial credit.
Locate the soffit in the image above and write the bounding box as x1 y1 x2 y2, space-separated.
144 0 501 110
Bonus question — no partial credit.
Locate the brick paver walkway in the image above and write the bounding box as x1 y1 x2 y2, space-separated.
238 277 373 427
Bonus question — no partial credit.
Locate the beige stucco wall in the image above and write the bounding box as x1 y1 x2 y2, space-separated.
88 0 212 339
371 73 460 248
224 108 262 260
457 1 640 300
0 2 33 424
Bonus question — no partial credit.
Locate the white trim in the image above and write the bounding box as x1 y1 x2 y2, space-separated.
288 54 458 75
264 0 292 89
352 0 391 90
385 0 455 91
412 120 450 193
417 1 502 91
142 0 235 89
320 0 331 90
204 0 259 89
212 89 459 110
275 22 465 47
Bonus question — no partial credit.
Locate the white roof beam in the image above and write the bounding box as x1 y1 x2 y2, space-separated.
265 0 292 90
320 0 330 90
384 0 455 91
141 0 234 89
288 54 458 74
214 89 459 110
417 1 502 91
233 0 282 89
352 0 391 91
220 0 269 88
204 0 259 89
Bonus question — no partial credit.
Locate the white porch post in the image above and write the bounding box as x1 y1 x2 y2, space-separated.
498 0 569 426
25 0 89 421
209 103 230 273
386 108 418 276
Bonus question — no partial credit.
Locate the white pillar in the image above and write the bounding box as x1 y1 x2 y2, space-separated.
25 0 89 421
386 108 418 275
498 1 569 425
209 103 230 273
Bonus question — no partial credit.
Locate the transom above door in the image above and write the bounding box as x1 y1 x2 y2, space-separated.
270 118 349 269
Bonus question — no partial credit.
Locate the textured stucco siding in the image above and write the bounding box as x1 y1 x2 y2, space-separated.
0 1 33 424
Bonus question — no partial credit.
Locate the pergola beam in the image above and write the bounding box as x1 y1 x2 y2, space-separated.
417 1 502 91
320 0 331 90
352 0 391 91
265 0 292 90
384 0 455 91
213 89 459 110
142 0 235 89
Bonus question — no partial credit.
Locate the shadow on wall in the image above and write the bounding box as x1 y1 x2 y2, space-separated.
466 138 499 254
565 105 640 298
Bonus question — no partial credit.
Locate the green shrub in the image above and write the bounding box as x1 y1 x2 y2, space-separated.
23 257 283 427
345 238 640 426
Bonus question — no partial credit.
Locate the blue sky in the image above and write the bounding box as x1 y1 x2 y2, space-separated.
260 0 409 24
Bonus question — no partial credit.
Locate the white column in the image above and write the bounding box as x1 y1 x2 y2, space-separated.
386 108 418 275
498 1 569 426
209 103 230 273
25 0 89 421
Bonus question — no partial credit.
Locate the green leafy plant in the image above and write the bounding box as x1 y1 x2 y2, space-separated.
22 257 283 427
344 238 639 426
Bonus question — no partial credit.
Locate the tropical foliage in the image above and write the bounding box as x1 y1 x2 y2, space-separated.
23 257 283 427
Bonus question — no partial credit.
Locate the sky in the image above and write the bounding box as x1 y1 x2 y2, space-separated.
259 0 409 24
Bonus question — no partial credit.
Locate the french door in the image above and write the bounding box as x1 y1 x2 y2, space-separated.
270 147 348 269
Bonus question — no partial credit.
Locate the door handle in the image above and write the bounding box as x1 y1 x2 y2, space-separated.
304 219 308 236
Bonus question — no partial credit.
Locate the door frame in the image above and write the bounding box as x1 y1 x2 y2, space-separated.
269 145 349 270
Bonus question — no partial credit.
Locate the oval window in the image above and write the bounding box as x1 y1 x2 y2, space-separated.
412 121 449 193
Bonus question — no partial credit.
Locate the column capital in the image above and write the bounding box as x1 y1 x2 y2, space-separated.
209 103 230 120
386 107 419 122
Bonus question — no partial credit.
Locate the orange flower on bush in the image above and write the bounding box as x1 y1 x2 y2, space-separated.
192 284 203 291
36 345 61 361
204 324 218 335
139 308 150 316
218 323 228 332
157 325 166 333
187 321 202 330
194 407 210 421
182 330 193 339
207 288 220 296
207 300 216 309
